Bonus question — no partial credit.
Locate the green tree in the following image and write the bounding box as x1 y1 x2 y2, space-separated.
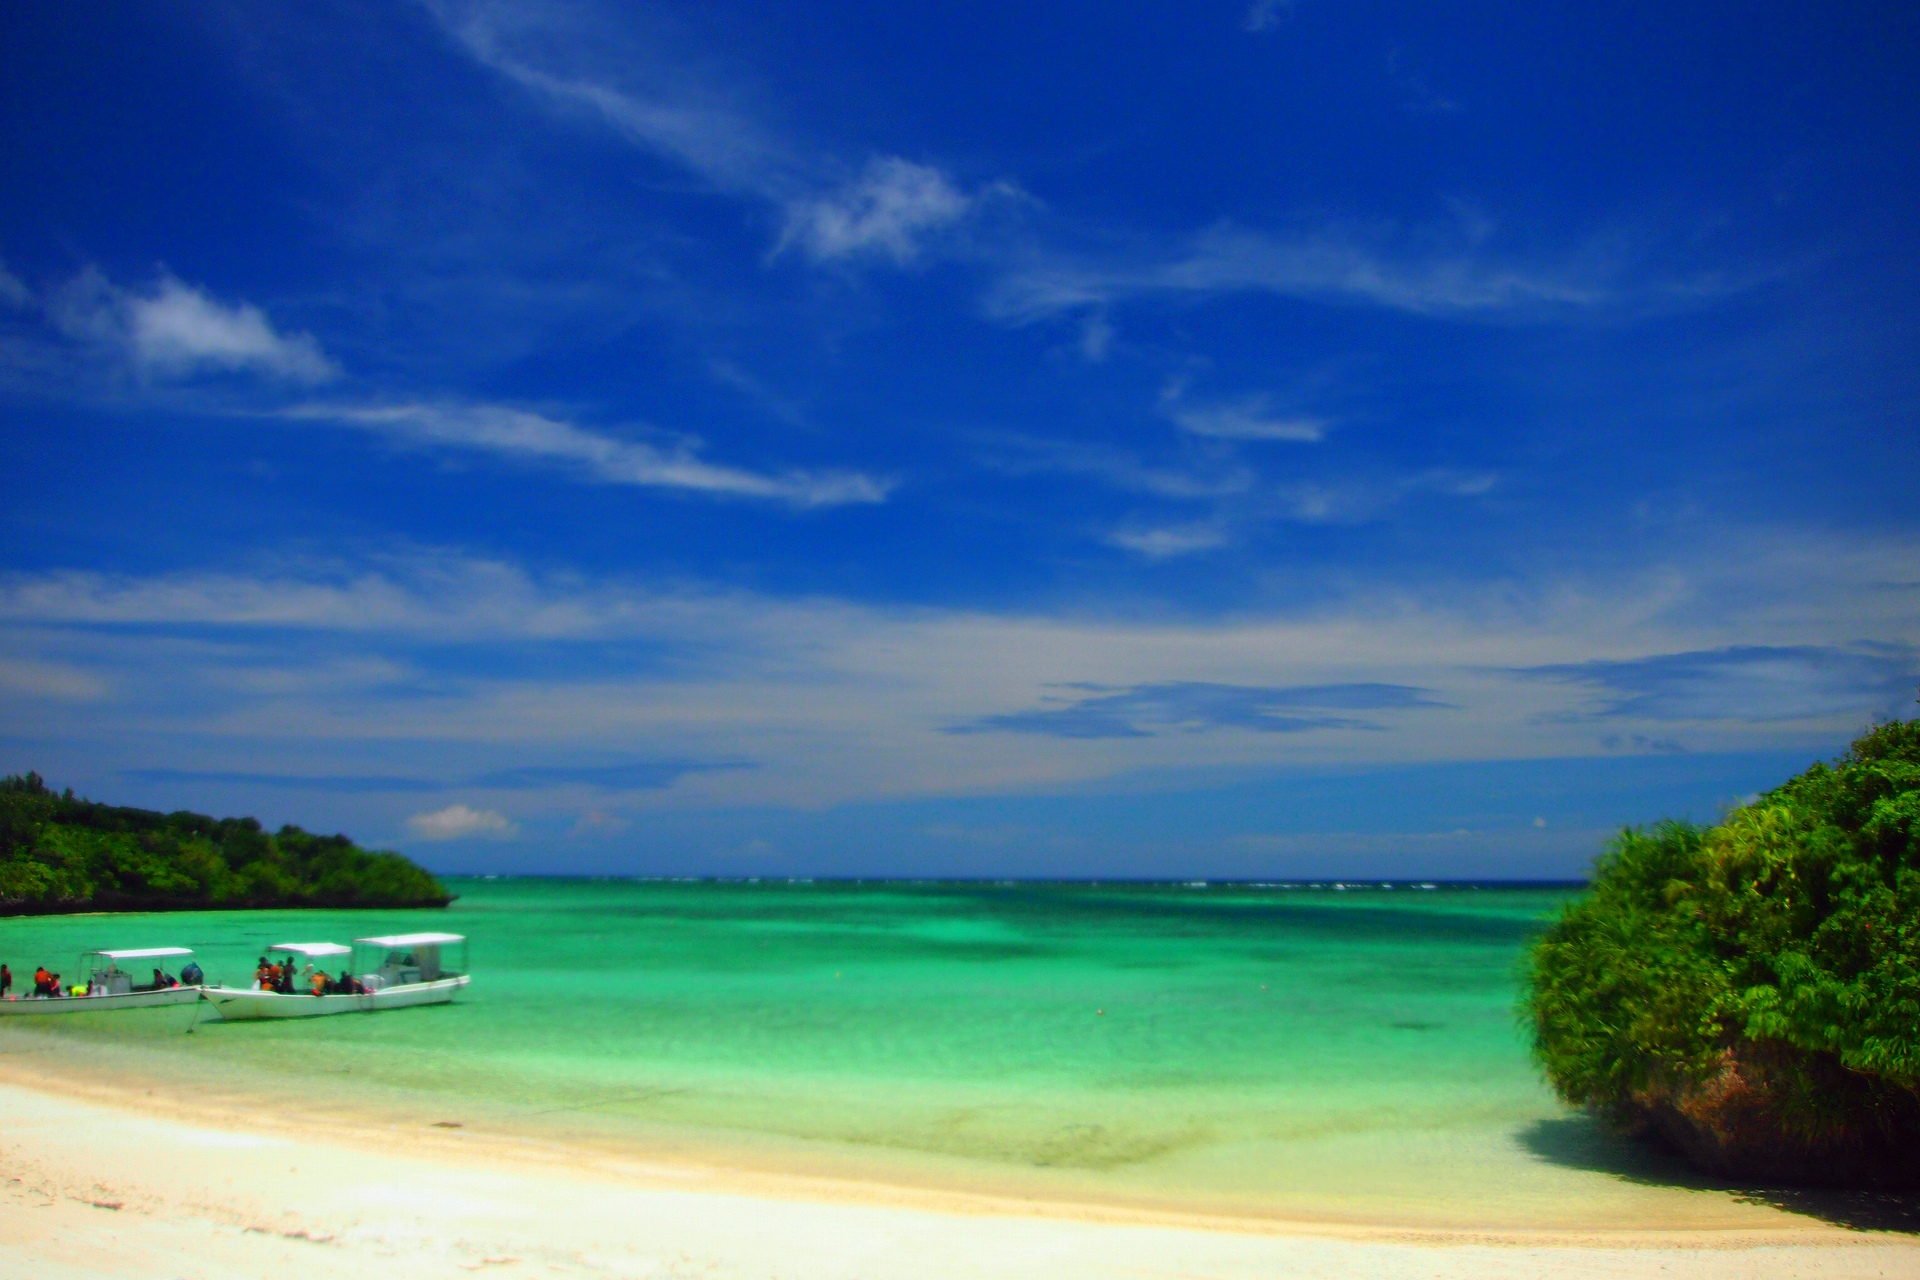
0 773 453 915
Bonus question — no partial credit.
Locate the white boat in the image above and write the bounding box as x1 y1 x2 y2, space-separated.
0 946 203 1015
201 933 468 1021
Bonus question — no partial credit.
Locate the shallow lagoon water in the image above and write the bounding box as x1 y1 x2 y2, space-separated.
0 877 1700 1226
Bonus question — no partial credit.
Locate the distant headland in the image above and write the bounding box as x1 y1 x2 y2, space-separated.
0 772 452 915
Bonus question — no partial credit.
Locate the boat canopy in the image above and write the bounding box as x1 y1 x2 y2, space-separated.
355 932 465 948
270 941 352 958
89 946 194 961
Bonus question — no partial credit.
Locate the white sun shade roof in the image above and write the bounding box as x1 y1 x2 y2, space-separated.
91 947 194 961
354 932 464 949
270 941 352 958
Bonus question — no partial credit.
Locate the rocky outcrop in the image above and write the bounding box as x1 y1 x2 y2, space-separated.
1621 1042 1920 1189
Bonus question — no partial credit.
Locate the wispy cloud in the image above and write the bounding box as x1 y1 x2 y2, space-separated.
0 258 32 310
1269 469 1498 524
981 425 1495 555
0 556 632 638
122 769 445 794
430 2 1004 267
470 760 747 789
1519 644 1920 723
955 681 1445 739
3 530 1913 809
45 268 336 383
120 759 739 793
442 14 795 200
988 222 1633 324
1243 1 1296 34
1092 470 1498 558
1105 523 1233 559
290 402 890 507
1077 312 1115 361
0 656 110 700
978 432 1252 500
1166 393 1328 442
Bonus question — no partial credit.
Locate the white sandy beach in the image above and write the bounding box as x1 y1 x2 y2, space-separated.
3 1072 1917 1280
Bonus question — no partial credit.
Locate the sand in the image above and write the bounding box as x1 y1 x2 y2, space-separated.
2 1070 1916 1280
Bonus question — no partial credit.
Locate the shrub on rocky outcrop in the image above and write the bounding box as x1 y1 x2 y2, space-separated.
1526 720 1920 1188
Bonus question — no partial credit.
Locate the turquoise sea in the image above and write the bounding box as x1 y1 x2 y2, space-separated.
0 878 1715 1227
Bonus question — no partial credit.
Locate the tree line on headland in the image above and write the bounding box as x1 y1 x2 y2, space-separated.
0 772 452 914
1526 719 1919 1189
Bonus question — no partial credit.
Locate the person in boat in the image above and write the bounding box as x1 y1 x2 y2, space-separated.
180 959 203 986
0 964 11 998
253 957 271 990
310 969 329 996
336 969 364 995
32 966 56 997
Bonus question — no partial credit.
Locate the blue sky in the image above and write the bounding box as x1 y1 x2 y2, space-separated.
1 1 1915 876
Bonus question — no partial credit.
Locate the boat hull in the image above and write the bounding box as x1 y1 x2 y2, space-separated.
201 975 469 1020
0 986 203 1015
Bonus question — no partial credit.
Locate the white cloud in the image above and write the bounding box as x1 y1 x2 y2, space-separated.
127 277 337 382
1168 394 1328 442
290 402 889 507
407 803 518 841
1106 523 1233 559
47 268 336 383
778 157 977 264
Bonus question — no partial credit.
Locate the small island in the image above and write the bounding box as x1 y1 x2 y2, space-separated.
1525 719 1920 1189
0 772 452 914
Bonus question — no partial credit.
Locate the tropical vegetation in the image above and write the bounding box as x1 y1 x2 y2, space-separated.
0 772 452 914
1526 719 1920 1187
